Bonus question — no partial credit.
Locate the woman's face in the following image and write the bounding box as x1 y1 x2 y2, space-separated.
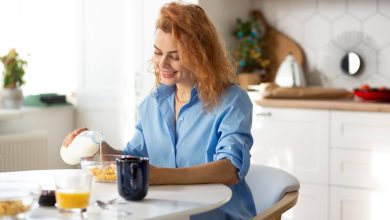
152 29 192 86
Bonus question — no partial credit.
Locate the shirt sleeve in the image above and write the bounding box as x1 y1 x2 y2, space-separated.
213 90 253 180
123 118 149 157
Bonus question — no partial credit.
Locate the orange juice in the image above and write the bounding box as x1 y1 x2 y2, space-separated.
55 190 90 209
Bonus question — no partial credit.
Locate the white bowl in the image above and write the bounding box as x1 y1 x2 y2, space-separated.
0 180 41 218
80 154 123 182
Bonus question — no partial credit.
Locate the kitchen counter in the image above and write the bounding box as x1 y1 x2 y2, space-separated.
253 98 390 113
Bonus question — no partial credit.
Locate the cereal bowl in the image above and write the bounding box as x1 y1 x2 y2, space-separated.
0 180 41 218
80 154 124 182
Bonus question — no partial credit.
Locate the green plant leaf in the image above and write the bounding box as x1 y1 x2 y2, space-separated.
1 49 27 89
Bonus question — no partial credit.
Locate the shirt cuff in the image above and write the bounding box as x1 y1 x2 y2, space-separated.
214 148 250 180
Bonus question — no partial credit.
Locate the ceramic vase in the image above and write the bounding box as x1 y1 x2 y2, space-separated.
1 88 23 109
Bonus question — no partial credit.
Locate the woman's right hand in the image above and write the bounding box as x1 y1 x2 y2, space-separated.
62 127 88 147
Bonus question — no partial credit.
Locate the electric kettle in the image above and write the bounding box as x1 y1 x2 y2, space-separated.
274 53 306 87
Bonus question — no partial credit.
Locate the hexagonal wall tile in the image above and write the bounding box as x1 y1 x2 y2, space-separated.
303 15 331 50
253 0 289 26
328 74 363 90
364 14 390 47
318 0 347 21
277 16 303 42
364 74 390 87
352 42 378 82
290 0 316 22
316 69 335 87
379 45 390 78
379 0 390 18
347 0 377 21
332 14 361 38
302 44 317 74
318 42 344 80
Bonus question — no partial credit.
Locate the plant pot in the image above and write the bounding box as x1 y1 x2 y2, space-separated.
1 88 24 109
237 73 262 90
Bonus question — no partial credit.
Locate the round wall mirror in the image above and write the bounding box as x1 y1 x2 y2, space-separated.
341 52 362 76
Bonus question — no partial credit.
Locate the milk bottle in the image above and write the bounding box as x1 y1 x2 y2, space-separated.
60 131 103 165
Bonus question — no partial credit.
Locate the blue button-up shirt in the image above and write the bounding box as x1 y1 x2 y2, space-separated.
124 84 256 219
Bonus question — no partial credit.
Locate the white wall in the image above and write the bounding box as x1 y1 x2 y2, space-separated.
76 0 127 150
254 0 390 89
199 0 253 51
76 0 185 149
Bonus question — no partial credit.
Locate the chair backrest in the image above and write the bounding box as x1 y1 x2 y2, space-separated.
246 164 300 213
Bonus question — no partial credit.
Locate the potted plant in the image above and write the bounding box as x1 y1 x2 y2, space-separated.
232 11 270 89
0 48 28 109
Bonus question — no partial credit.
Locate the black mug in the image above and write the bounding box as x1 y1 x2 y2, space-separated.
116 156 149 201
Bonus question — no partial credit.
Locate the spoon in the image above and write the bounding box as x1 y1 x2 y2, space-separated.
95 200 132 216
106 197 119 204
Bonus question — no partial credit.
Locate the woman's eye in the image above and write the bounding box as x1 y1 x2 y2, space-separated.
154 51 162 55
171 55 180 60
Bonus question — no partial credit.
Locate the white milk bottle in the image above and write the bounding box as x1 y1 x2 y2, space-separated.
60 130 104 165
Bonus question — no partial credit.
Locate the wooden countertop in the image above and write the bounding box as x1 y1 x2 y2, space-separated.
254 98 390 113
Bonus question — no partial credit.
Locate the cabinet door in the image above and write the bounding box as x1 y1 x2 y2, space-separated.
331 149 390 190
330 187 390 220
284 183 328 220
331 110 390 151
251 107 329 184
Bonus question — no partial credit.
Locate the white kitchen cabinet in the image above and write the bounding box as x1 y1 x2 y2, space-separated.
330 149 390 190
251 107 329 184
251 103 390 220
329 110 390 220
286 183 328 220
330 187 390 220
251 106 329 220
331 110 390 151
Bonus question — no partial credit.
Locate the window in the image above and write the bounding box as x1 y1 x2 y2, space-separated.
0 0 81 95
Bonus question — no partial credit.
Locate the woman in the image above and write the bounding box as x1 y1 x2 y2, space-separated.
64 2 256 219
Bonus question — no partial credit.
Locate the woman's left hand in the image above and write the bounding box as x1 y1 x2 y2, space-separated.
148 164 159 185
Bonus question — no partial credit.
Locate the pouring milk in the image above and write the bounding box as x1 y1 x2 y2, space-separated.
60 131 103 165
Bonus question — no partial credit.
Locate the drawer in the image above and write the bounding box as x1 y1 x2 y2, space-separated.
331 149 390 190
286 183 328 220
330 186 390 220
331 110 390 151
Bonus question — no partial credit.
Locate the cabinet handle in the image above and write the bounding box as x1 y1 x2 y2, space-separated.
256 112 272 117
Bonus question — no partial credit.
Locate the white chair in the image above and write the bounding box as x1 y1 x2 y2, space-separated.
246 164 300 220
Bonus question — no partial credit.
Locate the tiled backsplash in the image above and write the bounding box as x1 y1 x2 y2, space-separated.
254 0 390 89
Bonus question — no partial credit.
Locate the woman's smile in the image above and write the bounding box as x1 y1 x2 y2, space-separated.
161 70 177 79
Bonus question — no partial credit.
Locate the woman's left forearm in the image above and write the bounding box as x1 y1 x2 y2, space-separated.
150 159 239 185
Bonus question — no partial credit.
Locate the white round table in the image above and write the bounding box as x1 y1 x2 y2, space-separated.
0 169 232 219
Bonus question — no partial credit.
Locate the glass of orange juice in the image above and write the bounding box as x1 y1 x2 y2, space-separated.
54 170 92 216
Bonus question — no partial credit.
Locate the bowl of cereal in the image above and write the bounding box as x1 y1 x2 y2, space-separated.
0 180 41 218
80 154 123 182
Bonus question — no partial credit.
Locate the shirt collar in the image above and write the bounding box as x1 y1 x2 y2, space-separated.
153 84 176 102
153 84 198 102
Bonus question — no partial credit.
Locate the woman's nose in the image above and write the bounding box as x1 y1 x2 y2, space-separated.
159 56 169 68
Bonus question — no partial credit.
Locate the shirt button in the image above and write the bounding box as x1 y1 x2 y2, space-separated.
180 116 184 121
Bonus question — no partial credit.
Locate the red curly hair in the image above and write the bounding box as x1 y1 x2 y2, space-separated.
154 2 237 110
